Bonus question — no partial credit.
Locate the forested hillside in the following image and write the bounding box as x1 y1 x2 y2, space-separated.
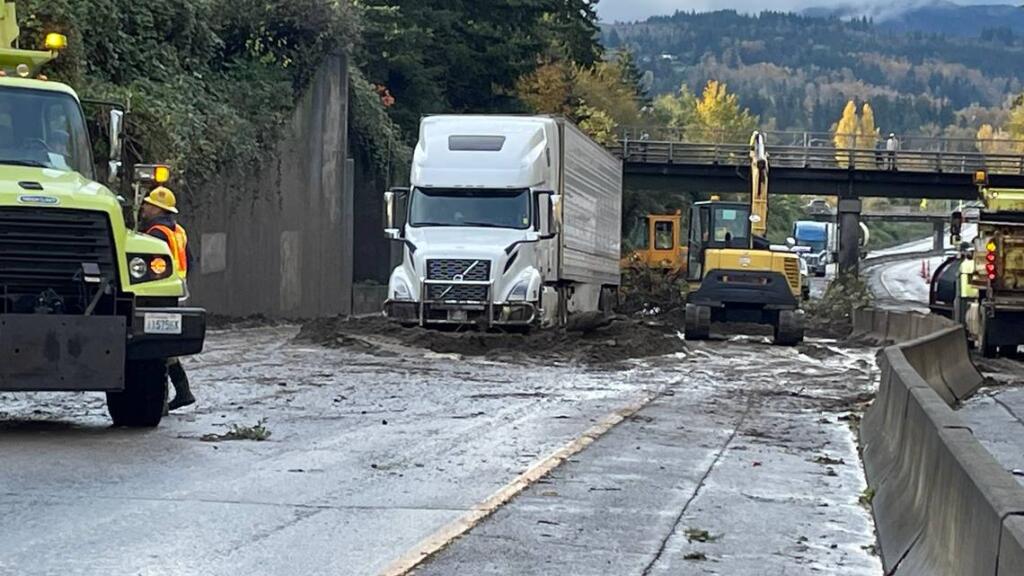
605 9 1024 135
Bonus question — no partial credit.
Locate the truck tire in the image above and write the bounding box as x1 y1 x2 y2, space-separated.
773 309 805 346
684 304 711 341
106 360 168 428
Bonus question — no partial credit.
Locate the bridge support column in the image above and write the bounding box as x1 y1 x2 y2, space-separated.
932 220 945 252
838 198 862 276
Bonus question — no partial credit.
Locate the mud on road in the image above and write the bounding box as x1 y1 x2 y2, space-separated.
296 315 687 365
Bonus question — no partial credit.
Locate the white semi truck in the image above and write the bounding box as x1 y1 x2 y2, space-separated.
383 115 623 328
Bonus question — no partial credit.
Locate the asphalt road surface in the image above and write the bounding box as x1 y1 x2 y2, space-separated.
0 324 882 575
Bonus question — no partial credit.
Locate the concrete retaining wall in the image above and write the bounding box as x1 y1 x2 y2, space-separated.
180 54 390 319
861 320 1024 574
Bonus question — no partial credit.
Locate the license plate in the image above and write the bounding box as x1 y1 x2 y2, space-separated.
144 313 183 335
449 310 468 322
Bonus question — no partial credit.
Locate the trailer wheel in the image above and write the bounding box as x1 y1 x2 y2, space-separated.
773 309 805 346
684 304 711 341
107 360 167 428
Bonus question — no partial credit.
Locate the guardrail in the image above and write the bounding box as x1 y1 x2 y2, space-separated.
857 308 1024 574
610 140 1024 176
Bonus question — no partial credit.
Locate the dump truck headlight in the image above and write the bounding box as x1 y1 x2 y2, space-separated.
129 257 148 280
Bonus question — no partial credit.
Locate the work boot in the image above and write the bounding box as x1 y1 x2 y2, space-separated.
167 361 196 411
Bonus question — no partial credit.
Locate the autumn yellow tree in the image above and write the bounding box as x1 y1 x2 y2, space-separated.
693 80 758 143
857 103 879 167
515 55 642 143
833 100 861 168
515 60 574 116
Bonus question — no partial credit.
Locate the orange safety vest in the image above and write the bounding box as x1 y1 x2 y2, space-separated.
147 223 189 280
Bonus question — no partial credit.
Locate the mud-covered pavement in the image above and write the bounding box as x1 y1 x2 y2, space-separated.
0 323 881 575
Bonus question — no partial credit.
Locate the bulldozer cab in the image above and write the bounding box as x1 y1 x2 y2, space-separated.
686 200 753 281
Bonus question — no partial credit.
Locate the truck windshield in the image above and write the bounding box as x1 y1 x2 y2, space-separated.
0 87 93 178
409 188 531 230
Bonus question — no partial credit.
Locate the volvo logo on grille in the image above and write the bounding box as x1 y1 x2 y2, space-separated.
453 274 465 282
18 195 59 205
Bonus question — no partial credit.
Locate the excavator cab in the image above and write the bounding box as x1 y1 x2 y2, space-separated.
684 198 804 345
623 211 687 273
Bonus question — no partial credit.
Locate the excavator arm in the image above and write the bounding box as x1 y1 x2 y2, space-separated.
749 131 769 240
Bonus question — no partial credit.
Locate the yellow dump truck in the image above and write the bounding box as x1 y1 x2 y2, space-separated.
0 3 205 426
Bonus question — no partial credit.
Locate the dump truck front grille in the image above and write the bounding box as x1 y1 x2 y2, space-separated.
0 207 118 314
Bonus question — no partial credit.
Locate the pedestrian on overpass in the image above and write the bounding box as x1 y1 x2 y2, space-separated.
886 133 899 171
139 187 196 411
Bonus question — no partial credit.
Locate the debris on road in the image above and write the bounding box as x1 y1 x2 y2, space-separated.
200 418 272 442
296 315 686 364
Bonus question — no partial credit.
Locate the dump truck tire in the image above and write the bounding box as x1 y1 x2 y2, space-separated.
684 304 711 341
773 309 804 346
107 360 168 428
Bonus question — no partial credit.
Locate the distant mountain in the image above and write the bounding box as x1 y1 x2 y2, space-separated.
802 2 1024 37
606 9 1024 134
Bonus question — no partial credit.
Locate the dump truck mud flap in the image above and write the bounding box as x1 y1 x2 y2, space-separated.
0 315 126 392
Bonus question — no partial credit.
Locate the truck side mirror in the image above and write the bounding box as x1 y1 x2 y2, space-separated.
950 211 963 238
549 194 562 236
108 109 124 183
383 190 398 239
384 187 410 239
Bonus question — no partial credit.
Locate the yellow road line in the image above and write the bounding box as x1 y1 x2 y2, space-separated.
378 391 662 576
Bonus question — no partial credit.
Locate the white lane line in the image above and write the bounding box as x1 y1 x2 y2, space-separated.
378 389 665 576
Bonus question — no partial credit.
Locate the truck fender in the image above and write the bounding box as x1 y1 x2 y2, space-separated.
388 267 417 301
504 267 543 302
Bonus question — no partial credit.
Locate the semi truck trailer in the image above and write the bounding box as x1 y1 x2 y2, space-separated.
383 115 623 328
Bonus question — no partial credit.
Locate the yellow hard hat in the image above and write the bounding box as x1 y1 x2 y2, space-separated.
144 186 178 214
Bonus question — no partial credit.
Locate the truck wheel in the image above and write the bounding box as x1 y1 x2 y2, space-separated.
774 310 805 346
106 360 168 428
684 304 711 341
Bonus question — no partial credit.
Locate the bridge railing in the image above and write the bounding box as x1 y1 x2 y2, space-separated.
611 139 1024 175
618 127 1024 154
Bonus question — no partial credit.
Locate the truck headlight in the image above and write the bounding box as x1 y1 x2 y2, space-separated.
129 257 148 280
393 280 412 301
127 254 174 284
508 280 529 301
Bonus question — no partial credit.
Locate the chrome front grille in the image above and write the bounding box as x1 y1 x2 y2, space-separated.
427 284 489 302
425 259 492 303
427 259 491 282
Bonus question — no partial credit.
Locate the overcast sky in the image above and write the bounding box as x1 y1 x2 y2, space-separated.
597 0 1014 23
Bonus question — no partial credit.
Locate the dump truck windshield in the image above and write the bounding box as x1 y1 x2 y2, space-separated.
409 188 531 230
0 86 93 178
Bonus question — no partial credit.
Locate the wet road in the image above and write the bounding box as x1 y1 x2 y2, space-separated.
0 326 881 575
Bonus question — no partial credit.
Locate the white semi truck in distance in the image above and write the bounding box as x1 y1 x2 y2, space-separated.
383 115 623 328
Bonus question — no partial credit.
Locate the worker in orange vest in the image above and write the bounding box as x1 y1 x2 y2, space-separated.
139 187 195 411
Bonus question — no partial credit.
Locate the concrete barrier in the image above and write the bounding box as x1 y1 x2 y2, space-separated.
862 336 1024 575
1000 516 1024 575
852 307 873 339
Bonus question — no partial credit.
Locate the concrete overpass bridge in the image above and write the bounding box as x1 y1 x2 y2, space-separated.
611 129 1024 271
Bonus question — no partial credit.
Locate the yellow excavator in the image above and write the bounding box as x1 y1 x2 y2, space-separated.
621 211 688 276
683 132 805 345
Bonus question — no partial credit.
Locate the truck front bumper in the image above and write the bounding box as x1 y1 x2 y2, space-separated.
0 307 206 392
385 300 537 327
127 307 207 360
